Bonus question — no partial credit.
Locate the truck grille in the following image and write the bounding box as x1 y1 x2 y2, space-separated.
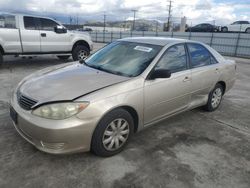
17 91 38 110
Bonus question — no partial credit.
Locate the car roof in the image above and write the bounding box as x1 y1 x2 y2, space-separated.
119 37 190 46
0 12 55 21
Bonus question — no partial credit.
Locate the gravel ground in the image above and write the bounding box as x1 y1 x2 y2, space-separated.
0 43 250 188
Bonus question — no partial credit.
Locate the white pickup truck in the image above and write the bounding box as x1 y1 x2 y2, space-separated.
221 21 250 33
0 13 93 65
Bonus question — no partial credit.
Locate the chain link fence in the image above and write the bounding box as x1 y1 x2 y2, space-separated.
89 31 250 58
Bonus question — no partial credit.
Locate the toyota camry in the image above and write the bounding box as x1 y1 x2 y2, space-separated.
10 37 236 157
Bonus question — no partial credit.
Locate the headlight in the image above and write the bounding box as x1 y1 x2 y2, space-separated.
32 102 89 120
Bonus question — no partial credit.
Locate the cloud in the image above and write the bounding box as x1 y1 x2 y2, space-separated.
0 0 248 25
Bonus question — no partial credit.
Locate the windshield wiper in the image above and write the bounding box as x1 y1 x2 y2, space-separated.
90 65 131 77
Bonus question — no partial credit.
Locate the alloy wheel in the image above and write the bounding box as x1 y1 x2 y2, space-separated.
78 50 88 60
211 88 222 109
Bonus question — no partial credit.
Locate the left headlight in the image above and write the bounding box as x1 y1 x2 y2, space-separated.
32 102 89 120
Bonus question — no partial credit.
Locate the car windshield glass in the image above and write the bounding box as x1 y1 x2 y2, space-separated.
85 41 162 77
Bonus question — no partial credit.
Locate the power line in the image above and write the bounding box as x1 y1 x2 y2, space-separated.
131 9 138 31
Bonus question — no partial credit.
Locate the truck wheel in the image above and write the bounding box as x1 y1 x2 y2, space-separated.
204 83 224 112
91 108 134 157
57 55 70 61
0 52 3 67
222 27 228 32
72 45 90 61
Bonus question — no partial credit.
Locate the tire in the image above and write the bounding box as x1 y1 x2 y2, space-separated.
222 27 228 32
57 55 70 60
245 28 250 33
91 108 134 157
204 83 224 112
0 52 3 67
72 45 90 61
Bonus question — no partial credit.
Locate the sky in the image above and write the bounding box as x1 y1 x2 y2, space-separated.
0 0 249 25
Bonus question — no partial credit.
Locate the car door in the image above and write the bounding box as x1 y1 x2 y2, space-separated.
187 43 221 107
39 18 72 52
192 24 201 32
229 21 240 32
144 44 192 125
20 16 41 53
200 24 208 32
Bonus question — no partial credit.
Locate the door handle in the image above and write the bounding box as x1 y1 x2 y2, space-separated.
215 68 220 73
183 76 190 82
41 33 46 37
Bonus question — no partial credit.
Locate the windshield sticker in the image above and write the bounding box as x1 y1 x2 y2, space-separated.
134 46 153 52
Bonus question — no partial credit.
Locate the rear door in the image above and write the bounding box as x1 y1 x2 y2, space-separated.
21 16 41 53
39 18 71 52
187 43 221 105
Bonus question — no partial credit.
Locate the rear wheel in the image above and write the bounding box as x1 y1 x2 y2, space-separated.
204 83 224 112
222 27 228 32
57 55 70 61
72 45 90 61
91 108 134 157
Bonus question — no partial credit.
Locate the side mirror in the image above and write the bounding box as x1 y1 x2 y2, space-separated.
54 25 67 34
149 69 172 80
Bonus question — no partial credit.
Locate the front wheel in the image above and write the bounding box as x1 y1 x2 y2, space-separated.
204 84 224 112
91 109 134 157
222 27 228 32
72 45 90 61
246 28 250 33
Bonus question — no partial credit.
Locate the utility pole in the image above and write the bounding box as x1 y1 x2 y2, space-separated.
131 9 138 31
167 0 173 31
76 14 79 26
155 21 159 33
103 13 106 43
103 13 106 32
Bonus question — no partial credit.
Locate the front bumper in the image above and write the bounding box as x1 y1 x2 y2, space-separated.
10 94 99 154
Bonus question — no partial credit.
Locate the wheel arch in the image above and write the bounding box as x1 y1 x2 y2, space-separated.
245 27 250 33
72 40 90 52
95 105 139 134
217 81 226 95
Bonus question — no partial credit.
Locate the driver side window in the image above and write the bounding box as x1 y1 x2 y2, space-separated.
39 18 59 31
155 44 187 73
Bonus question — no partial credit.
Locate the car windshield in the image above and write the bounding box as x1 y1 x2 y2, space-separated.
85 41 162 77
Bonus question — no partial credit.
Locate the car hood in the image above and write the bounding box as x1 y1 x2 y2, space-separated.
19 63 130 103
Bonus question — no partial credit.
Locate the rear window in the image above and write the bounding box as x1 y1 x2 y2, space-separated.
0 14 16 28
24 16 38 30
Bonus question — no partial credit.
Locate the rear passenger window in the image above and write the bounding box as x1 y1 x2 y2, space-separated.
187 43 212 68
155 44 187 73
0 14 16 28
24 16 37 30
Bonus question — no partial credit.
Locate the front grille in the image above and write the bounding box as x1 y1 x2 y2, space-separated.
17 91 38 110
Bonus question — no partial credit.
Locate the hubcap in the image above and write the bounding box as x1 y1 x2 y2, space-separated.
78 50 88 60
102 118 130 151
211 88 222 108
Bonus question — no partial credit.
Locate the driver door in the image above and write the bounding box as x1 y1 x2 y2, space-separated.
143 44 192 125
39 18 72 52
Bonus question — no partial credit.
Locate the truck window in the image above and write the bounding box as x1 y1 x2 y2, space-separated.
40 18 59 31
0 14 16 28
24 16 38 30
